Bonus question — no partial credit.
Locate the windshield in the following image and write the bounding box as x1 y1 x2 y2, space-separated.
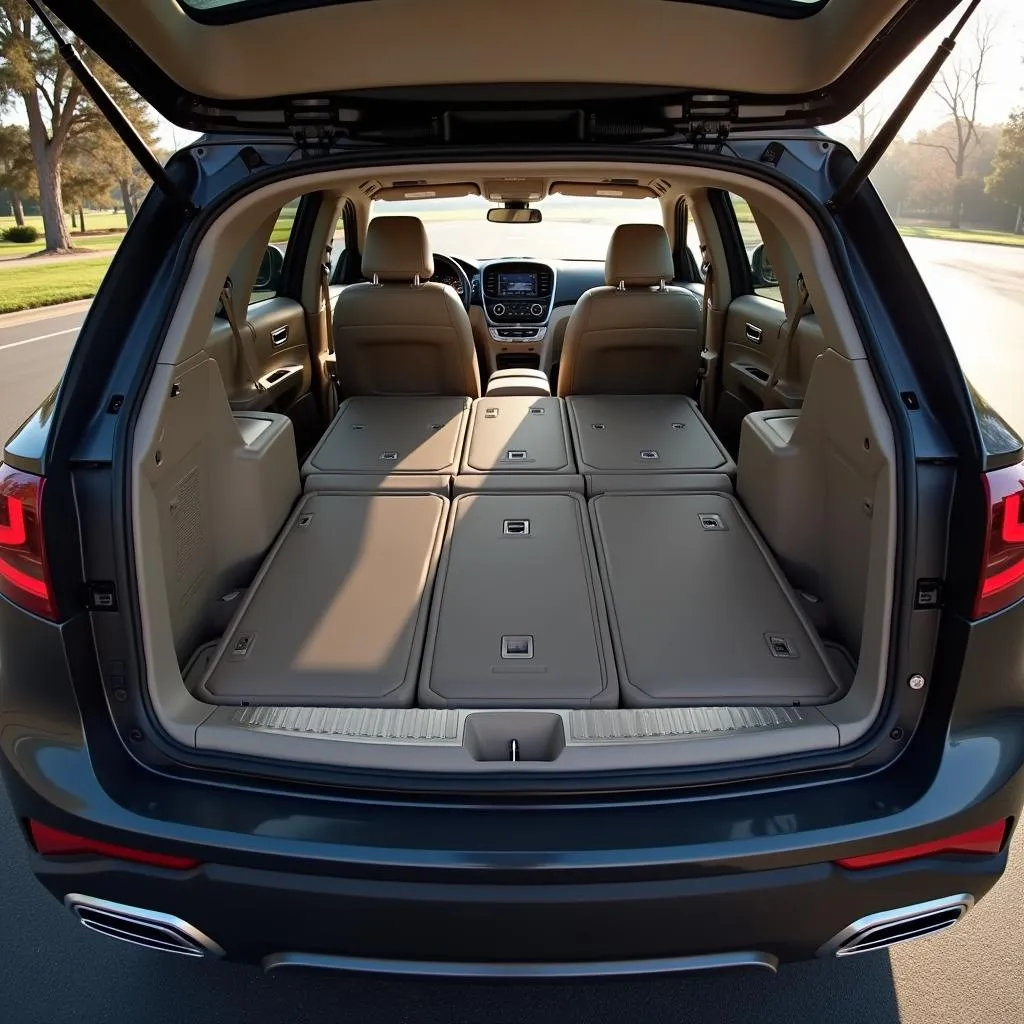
368 195 665 262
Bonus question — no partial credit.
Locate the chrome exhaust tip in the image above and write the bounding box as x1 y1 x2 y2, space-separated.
64 894 224 958
818 894 974 957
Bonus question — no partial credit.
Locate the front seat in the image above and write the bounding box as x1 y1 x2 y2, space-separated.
334 216 481 397
557 223 703 397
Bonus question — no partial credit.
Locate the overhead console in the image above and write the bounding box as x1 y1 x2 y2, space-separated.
481 260 556 345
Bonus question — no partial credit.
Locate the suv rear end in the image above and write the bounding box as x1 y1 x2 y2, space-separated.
2 0 1023 975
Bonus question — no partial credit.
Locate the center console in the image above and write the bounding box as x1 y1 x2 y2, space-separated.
481 260 556 346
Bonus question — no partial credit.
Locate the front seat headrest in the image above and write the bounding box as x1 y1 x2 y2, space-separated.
605 223 674 288
362 216 434 283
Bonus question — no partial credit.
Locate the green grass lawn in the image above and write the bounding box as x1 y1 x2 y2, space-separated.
0 256 113 314
897 224 1024 248
1 212 128 259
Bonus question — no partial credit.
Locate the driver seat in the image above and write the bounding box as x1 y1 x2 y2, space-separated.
333 216 480 397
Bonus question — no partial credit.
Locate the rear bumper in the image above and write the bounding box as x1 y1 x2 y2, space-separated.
30 844 1005 973
3 603 1024 973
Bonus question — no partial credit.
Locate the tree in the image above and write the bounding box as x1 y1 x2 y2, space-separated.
62 133 115 233
0 4 154 251
853 101 882 158
915 15 997 228
986 109 1024 233
89 108 158 227
0 121 34 225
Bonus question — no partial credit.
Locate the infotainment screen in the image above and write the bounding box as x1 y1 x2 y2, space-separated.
498 272 538 297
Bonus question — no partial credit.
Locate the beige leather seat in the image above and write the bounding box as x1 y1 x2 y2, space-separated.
557 223 703 397
334 216 480 397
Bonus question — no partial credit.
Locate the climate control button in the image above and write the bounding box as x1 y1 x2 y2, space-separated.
493 303 506 317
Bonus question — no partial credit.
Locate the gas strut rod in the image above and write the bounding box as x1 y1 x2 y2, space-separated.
828 0 984 211
25 0 196 217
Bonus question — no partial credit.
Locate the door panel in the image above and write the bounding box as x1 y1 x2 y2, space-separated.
207 297 317 452
716 294 825 455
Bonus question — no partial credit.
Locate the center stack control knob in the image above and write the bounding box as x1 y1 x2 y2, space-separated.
530 303 543 317
493 303 506 317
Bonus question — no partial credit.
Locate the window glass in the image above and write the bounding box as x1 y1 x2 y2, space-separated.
249 199 300 305
367 194 664 263
730 194 783 303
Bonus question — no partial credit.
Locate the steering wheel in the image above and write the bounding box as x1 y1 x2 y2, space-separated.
432 253 473 313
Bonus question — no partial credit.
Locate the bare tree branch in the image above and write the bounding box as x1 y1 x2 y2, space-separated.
912 140 958 166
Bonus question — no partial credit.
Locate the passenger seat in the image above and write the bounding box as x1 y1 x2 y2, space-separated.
334 216 481 397
557 223 703 397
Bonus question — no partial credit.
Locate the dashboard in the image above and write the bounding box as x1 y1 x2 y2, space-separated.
424 254 622 377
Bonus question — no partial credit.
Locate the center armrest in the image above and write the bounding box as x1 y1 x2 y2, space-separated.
485 368 552 397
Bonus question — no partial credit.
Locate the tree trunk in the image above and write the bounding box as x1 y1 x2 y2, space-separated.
31 145 72 252
1016 205 1024 235
79 206 86 234
10 192 26 228
950 158 965 231
119 179 136 227
71 208 78 229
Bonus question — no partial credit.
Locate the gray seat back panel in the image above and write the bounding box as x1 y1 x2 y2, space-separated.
566 395 734 476
198 492 447 705
461 396 575 475
301 396 470 477
420 492 618 708
589 492 840 707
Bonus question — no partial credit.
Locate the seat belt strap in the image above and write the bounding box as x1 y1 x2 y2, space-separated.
220 281 264 393
321 250 336 360
696 247 714 404
768 273 810 393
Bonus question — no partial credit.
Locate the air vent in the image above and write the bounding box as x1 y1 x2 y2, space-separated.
358 179 382 198
537 269 553 296
819 895 973 958
650 178 672 195
483 269 500 297
65 895 224 958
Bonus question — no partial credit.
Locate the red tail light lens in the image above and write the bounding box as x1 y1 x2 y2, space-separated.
836 820 1009 870
0 464 55 619
28 821 200 871
975 465 1024 618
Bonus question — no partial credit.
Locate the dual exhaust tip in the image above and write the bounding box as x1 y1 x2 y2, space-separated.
62 891 974 967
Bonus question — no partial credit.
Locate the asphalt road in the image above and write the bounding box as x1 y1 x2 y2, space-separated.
1 239 1023 1023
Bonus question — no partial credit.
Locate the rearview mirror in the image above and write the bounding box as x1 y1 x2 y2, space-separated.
254 244 285 292
750 243 778 288
487 205 542 224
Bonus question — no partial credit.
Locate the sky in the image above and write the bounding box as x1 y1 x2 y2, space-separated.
827 0 1023 139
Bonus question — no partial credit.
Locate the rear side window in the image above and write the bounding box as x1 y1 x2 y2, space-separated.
729 194 784 303
249 200 301 305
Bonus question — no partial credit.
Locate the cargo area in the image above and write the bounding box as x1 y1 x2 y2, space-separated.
182 392 845 714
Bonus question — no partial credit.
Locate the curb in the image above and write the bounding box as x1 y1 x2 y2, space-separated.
0 299 93 329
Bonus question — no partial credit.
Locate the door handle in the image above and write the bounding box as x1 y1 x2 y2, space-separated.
270 326 289 347
744 323 762 344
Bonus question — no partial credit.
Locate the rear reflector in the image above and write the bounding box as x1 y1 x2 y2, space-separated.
975 465 1024 618
28 821 200 871
0 464 55 619
836 820 1009 870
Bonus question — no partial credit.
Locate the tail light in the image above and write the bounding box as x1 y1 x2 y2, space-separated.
28 821 201 871
836 819 1009 870
0 463 56 619
974 465 1024 618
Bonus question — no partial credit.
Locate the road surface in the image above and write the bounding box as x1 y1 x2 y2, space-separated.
0 239 1023 1024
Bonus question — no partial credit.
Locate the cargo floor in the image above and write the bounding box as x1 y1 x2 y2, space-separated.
193 490 844 709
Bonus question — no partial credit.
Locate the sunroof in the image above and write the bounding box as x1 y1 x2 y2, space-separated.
182 0 828 23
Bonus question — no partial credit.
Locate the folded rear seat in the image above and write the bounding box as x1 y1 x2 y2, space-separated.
197 492 447 706
419 492 617 707
589 491 841 707
565 395 735 495
301 396 471 494
455 395 583 494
